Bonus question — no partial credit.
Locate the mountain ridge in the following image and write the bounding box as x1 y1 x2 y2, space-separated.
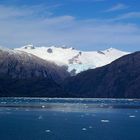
0 47 70 97
63 51 140 98
15 44 129 74
0 46 139 98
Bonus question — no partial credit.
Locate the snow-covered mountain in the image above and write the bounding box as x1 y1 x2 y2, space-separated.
0 46 69 82
15 44 130 74
0 47 70 97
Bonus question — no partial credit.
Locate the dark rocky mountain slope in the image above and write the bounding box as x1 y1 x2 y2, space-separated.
0 48 70 97
63 52 140 98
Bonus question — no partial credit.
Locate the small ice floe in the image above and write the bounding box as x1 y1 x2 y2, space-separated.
129 115 136 118
89 126 93 129
6 108 11 111
1 102 6 104
42 105 45 108
127 99 134 101
45 130 51 133
100 104 104 108
101 120 110 123
82 128 87 131
38 115 43 120
85 113 89 116
80 98 84 101
84 105 88 109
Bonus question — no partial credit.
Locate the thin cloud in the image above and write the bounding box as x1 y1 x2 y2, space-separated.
0 4 140 51
113 12 140 20
96 11 140 22
105 3 128 12
0 5 52 19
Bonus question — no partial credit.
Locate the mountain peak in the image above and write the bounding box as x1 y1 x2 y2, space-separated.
15 45 130 74
22 44 35 49
0 46 18 54
106 47 120 52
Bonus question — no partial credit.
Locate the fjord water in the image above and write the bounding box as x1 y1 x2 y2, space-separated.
0 98 140 140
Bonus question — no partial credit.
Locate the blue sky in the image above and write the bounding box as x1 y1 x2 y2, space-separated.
0 0 140 51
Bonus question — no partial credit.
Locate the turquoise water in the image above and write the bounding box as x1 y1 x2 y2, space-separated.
0 98 140 140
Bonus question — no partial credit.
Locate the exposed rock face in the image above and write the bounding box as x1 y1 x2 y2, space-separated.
63 52 140 98
47 48 53 53
0 48 70 97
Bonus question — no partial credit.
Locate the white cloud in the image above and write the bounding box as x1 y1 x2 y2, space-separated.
105 3 128 12
0 4 140 51
0 5 52 19
112 12 140 21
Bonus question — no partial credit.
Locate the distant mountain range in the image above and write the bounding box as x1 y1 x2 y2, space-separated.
15 44 129 75
0 45 139 98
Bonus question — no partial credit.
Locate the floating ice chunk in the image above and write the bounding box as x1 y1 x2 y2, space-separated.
85 113 89 116
82 128 87 131
45 130 51 133
101 120 110 123
100 104 104 107
42 105 45 108
25 109 29 111
129 115 136 118
1 102 6 104
127 99 134 101
38 115 43 120
89 126 93 129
